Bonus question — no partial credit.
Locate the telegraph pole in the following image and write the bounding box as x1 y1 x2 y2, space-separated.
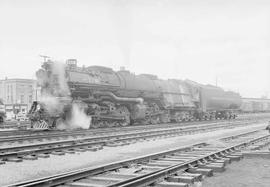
39 55 50 62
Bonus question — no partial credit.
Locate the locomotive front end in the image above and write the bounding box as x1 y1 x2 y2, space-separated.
28 60 72 129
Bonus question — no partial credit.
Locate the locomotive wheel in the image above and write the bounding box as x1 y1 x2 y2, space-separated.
107 121 115 128
91 122 99 129
98 121 107 128
160 114 170 123
143 116 151 125
108 121 120 127
116 106 130 126
150 115 160 124
175 115 182 123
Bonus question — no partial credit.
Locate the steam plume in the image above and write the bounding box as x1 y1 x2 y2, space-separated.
38 60 91 129
51 61 70 96
69 104 92 129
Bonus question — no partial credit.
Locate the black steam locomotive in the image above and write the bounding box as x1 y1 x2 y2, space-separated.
28 59 241 129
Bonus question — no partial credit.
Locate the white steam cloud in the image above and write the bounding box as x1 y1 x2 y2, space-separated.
38 60 91 129
56 104 92 130
40 95 64 116
51 61 70 96
69 104 92 129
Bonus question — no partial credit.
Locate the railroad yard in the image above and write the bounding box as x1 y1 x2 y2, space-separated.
1 1 270 187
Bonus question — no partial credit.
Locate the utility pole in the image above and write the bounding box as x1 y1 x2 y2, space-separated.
215 76 218 87
39 55 50 62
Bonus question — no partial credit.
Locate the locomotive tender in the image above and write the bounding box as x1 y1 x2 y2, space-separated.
28 59 241 129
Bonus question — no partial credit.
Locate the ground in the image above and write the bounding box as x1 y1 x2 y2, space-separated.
0 122 267 186
203 157 270 187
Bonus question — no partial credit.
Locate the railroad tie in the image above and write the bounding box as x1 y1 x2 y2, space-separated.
36 153 50 158
166 175 196 183
224 155 241 161
22 155 38 160
6 157 23 162
180 172 203 181
187 168 214 177
156 181 189 187
66 181 105 187
51 151 65 156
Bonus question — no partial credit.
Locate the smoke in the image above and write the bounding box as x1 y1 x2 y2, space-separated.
54 103 91 130
51 61 70 96
40 95 64 116
37 61 91 130
68 104 91 129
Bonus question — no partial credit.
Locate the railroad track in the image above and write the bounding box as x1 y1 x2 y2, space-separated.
0 120 262 164
7 129 270 187
0 119 259 145
0 118 239 137
1 112 269 136
1 115 268 141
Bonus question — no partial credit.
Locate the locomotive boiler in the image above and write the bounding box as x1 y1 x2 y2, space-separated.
28 59 241 129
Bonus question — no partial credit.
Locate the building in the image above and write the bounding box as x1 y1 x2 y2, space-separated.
0 78 38 117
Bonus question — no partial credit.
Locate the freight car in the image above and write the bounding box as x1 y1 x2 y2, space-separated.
241 98 270 113
28 59 241 129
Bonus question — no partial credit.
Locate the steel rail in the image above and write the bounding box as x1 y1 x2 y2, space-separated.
0 118 239 136
1 114 267 137
0 122 246 160
0 120 251 144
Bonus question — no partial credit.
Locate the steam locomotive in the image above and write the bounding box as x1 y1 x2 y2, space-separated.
28 59 242 129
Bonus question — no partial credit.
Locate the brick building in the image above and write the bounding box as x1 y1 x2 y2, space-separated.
0 78 38 118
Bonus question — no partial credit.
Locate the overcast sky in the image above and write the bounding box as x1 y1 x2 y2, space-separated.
0 0 269 98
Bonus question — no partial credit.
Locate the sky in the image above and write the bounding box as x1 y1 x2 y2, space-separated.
0 0 269 98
